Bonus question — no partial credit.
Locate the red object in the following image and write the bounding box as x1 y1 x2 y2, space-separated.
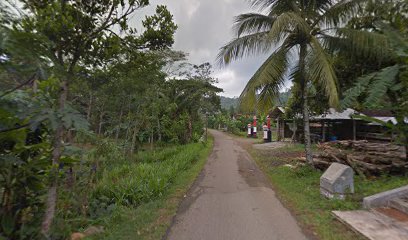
252 116 257 138
267 115 271 129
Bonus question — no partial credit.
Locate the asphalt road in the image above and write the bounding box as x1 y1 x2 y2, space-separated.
166 130 308 240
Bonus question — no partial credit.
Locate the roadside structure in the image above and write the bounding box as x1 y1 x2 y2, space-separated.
269 107 397 143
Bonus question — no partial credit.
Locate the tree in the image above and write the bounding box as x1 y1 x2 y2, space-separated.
141 5 178 50
342 23 408 160
334 0 407 95
16 0 150 235
1 1 222 238
217 0 387 163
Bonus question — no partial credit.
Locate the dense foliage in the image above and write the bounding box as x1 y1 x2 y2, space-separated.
217 0 406 162
0 1 220 239
218 0 388 163
338 0 408 157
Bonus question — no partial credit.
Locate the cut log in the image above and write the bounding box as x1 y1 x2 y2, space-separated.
313 140 407 176
312 158 332 170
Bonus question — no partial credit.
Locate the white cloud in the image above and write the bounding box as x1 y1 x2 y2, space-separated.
135 0 273 97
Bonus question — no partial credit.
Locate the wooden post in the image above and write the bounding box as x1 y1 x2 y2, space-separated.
322 120 326 142
352 119 356 141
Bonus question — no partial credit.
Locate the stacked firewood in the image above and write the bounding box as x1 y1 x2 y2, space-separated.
313 140 407 176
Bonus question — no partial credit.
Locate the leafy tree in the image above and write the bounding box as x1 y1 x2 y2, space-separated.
0 1 222 238
141 5 178 50
342 23 408 159
334 0 407 95
8 0 150 235
335 0 407 159
217 0 387 163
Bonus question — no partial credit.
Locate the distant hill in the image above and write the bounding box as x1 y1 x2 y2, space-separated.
220 96 239 110
220 90 291 110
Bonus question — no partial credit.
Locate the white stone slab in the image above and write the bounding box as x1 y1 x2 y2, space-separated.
333 210 408 240
320 163 354 199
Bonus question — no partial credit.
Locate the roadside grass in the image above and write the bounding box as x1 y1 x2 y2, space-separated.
250 144 408 240
234 131 248 138
89 136 213 239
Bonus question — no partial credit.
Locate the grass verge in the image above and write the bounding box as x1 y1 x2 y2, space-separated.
89 136 213 240
250 144 408 240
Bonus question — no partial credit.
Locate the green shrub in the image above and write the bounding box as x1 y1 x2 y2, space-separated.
92 142 204 207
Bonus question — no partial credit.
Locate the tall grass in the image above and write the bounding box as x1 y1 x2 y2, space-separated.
89 136 213 240
92 142 206 207
53 135 211 239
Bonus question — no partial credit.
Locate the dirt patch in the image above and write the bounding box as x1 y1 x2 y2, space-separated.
237 151 271 188
262 150 305 160
253 141 289 150
254 148 305 168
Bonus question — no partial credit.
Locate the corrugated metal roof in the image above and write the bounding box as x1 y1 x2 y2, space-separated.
366 117 399 125
312 108 359 120
270 107 286 119
271 106 402 125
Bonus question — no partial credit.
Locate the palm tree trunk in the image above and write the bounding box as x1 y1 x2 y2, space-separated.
302 92 313 163
41 79 68 236
299 44 313 164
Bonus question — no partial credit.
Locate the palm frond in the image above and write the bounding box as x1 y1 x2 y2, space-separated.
340 73 372 109
250 0 280 11
365 65 400 108
216 31 272 66
308 37 339 107
233 13 275 37
304 0 333 12
340 65 400 109
268 0 300 15
268 11 311 44
239 46 289 111
321 28 389 60
316 0 365 27
256 83 279 113
375 22 408 58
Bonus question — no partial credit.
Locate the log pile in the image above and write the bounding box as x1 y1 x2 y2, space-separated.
313 140 407 176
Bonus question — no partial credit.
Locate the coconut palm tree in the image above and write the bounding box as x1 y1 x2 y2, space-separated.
217 0 388 163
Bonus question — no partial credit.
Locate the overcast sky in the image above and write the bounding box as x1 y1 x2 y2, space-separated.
137 0 273 98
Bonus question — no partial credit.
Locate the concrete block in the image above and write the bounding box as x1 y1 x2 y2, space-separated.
320 163 354 200
363 185 408 209
389 197 408 215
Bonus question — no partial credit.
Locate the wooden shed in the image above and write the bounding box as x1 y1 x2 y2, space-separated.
269 107 286 141
269 107 397 143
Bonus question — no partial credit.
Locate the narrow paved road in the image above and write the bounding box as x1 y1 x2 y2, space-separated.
166 130 308 240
